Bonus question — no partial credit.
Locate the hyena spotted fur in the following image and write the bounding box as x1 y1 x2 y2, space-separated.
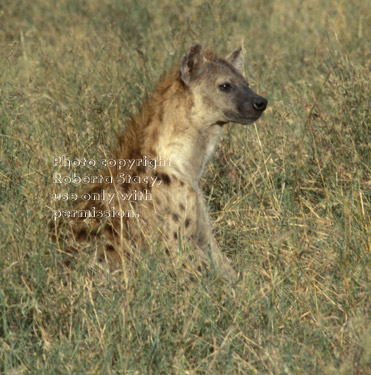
66 44 267 278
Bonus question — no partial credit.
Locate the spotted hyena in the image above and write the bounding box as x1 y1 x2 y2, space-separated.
63 44 267 279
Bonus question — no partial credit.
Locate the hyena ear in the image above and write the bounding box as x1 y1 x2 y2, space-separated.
180 44 204 85
225 47 244 74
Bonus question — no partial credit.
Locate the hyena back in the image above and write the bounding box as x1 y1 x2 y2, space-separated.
66 44 267 278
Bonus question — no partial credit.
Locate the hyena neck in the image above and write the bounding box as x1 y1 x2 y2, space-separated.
124 70 222 185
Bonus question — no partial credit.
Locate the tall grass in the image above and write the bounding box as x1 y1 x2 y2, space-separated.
0 0 370 373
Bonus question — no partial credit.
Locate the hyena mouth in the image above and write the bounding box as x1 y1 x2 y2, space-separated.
223 111 266 125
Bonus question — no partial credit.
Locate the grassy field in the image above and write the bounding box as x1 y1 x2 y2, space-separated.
0 0 370 373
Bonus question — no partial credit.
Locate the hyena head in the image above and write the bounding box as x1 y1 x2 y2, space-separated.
180 44 268 125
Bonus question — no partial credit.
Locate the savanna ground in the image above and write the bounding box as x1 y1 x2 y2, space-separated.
0 0 370 374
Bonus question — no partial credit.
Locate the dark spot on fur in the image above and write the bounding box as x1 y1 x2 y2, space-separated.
197 232 206 247
180 181 185 187
160 173 171 185
179 203 185 211
76 228 87 241
174 231 178 240
106 244 115 252
185 218 191 228
154 198 161 207
98 244 116 263
172 213 179 222
89 186 102 195
128 149 141 160
105 224 116 238
137 165 145 173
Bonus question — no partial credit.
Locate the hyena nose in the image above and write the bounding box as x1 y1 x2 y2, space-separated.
253 97 268 112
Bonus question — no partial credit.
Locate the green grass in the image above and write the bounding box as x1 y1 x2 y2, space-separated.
0 0 370 373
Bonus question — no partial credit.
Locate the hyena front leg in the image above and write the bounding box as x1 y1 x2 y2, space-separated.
196 197 237 280
208 236 237 280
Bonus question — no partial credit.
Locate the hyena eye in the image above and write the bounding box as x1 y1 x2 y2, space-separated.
219 83 232 92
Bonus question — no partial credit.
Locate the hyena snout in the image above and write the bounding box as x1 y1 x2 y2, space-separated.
252 95 268 112
231 89 268 124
